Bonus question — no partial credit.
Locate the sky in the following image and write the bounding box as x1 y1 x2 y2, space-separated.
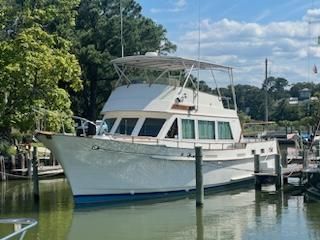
136 0 320 87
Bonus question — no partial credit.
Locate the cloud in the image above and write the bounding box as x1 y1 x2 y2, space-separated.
175 10 320 86
175 0 186 8
303 8 320 21
150 0 187 13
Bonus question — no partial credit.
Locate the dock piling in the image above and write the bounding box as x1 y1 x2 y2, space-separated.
0 156 6 181
32 147 39 201
281 152 288 168
303 150 308 169
316 141 320 158
26 153 32 178
254 154 261 190
275 154 282 190
195 146 204 207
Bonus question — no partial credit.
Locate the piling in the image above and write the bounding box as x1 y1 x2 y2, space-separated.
281 152 288 168
195 146 204 207
26 152 32 178
316 141 320 159
275 154 282 190
32 147 39 201
303 149 308 169
0 156 6 181
254 154 261 190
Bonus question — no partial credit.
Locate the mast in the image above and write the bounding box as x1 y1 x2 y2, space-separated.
196 0 200 110
120 0 124 58
265 58 268 122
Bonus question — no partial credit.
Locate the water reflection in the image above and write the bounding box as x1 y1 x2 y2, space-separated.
0 178 73 240
1 179 320 240
196 207 204 240
68 189 257 240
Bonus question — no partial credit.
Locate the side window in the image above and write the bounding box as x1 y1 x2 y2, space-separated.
218 121 233 140
182 119 195 139
98 118 116 135
115 118 138 135
166 118 178 138
198 120 215 139
139 118 166 137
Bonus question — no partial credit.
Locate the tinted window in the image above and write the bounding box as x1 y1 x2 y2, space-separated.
98 118 116 135
139 118 166 137
116 118 138 135
182 119 195 139
218 122 233 139
198 120 215 139
166 119 178 138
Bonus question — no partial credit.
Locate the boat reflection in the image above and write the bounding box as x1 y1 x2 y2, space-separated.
68 188 258 240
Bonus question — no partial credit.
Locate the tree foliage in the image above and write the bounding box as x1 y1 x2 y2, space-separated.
0 0 82 137
72 0 177 120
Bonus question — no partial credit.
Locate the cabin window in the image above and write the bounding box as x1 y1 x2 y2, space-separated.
166 119 178 138
98 118 116 135
115 118 138 135
218 122 233 140
182 119 195 139
198 120 215 139
139 118 166 137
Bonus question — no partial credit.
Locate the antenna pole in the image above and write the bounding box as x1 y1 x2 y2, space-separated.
120 0 124 57
265 58 268 122
197 0 200 110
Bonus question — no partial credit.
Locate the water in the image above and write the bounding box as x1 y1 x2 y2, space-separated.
1 179 320 240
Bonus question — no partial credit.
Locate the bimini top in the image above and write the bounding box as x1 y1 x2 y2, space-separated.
111 55 232 72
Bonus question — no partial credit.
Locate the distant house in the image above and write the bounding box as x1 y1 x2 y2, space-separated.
289 97 298 105
298 88 311 101
310 96 319 102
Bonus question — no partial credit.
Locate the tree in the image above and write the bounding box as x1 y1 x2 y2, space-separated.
73 0 176 120
289 82 316 98
234 85 265 120
0 0 82 139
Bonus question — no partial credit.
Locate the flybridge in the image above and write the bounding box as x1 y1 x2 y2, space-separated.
111 54 238 112
111 54 232 71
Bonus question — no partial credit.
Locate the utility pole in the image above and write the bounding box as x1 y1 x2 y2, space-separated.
265 58 268 122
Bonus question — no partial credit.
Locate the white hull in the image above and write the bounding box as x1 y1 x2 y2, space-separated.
37 133 277 204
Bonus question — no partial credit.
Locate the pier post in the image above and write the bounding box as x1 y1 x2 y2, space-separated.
26 152 32 178
195 146 204 207
316 141 320 159
281 152 288 168
32 147 39 201
0 156 6 181
303 149 308 169
275 154 282 190
254 154 261 190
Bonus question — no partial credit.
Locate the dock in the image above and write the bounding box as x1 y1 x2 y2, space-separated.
0 145 63 180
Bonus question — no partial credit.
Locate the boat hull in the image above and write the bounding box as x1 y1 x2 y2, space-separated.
303 168 320 202
37 133 277 205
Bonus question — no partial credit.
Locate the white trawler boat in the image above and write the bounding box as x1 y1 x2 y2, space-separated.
37 54 278 205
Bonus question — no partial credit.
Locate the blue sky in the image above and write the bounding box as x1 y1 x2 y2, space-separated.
136 0 320 87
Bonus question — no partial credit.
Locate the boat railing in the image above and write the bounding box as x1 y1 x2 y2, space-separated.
0 218 37 240
108 134 248 150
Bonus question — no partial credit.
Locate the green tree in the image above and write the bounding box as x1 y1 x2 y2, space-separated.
73 0 176 120
234 85 265 120
0 0 82 139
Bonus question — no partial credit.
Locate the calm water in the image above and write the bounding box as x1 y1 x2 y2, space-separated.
1 179 320 240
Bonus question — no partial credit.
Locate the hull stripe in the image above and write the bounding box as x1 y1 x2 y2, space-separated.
74 177 254 205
